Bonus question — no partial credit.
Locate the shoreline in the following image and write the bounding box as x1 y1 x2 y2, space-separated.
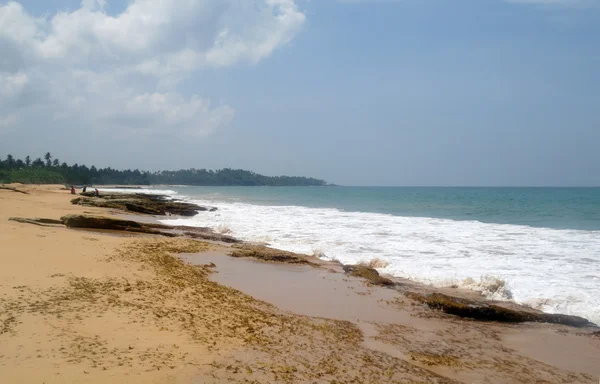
7 183 600 327
153 185 600 324
1 184 599 383
8 183 600 328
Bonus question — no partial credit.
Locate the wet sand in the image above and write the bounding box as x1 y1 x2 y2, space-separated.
184 250 600 382
1 184 599 383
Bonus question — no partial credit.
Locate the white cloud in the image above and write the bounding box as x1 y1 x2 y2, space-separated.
0 0 304 138
0 71 28 101
0 114 18 131
1 0 305 69
119 93 236 136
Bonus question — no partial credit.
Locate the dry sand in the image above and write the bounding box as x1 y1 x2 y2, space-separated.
1 184 599 383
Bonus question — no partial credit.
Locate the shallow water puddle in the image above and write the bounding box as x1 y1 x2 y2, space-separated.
180 250 439 362
182 251 402 324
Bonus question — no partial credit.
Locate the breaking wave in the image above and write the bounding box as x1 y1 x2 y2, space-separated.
97 187 179 196
161 198 600 324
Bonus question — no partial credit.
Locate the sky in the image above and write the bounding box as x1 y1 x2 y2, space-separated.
0 0 599 186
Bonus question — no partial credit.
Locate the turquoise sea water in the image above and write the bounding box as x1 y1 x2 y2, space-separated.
104 186 600 324
169 186 600 230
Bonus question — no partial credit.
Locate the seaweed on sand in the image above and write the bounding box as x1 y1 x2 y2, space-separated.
229 245 317 265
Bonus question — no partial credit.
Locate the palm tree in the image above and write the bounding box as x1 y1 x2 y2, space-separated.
6 154 15 169
25 155 31 167
52 159 59 167
44 152 52 167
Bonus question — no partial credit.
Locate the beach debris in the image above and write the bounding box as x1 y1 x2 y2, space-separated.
406 292 595 328
230 245 316 265
9 217 63 227
71 193 216 217
342 264 395 286
0 185 29 194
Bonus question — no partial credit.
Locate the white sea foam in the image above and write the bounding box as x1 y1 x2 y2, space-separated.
97 187 179 196
161 198 600 325
457 276 513 300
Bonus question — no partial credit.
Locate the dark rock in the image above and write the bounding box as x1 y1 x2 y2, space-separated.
60 214 171 236
124 202 166 215
343 265 395 286
407 292 595 328
183 231 240 243
80 191 100 197
71 193 214 217
71 197 128 210
162 201 205 216
62 214 142 230
59 214 239 243
8 214 238 244
134 193 170 201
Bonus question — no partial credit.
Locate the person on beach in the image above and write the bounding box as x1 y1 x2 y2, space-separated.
94 188 99 196
70 186 75 195
82 185 87 193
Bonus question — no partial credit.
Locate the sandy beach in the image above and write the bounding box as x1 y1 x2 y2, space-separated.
1 184 599 383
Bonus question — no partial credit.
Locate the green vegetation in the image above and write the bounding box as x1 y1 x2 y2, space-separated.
0 153 327 186
1 168 66 184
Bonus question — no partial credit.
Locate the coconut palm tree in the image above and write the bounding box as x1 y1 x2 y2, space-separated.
44 152 52 167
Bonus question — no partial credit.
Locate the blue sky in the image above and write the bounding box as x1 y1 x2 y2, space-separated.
1 0 599 186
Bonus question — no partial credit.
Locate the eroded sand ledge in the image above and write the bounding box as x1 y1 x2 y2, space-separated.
1 184 599 383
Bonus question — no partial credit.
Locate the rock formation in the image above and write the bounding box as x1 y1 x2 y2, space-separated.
407 292 595 327
71 192 216 216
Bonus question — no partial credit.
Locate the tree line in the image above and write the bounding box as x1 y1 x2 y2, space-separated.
0 153 327 186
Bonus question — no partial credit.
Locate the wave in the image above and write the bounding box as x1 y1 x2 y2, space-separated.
97 187 179 196
160 197 600 324
455 276 513 301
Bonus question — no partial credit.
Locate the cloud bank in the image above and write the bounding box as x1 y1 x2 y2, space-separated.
0 0 305 137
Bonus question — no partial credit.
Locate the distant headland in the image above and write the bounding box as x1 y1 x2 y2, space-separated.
0 152 328 187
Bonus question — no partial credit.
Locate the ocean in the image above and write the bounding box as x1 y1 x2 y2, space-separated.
120 186 599 324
